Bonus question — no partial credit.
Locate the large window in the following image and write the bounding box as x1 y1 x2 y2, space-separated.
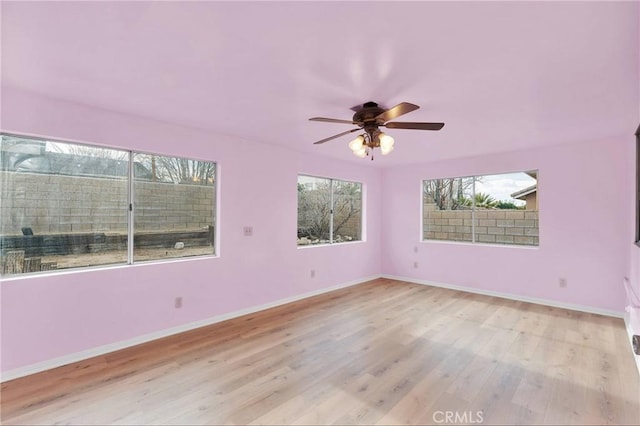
297 175 362 245
0 134 216 276
133 153 215 262
423 171 538 246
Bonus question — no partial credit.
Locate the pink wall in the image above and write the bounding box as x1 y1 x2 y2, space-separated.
0 87 383 372
381 136 631 313
1 85 637 375
626 2 640 340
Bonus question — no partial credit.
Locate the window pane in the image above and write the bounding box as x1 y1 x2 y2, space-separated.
423 177 474 242
1 135 128 275
133 153 215 261
474 171 538 246
297 176 331 245
332 180 362 243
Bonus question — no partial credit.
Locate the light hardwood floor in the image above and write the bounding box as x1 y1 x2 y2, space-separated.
2 278 639 425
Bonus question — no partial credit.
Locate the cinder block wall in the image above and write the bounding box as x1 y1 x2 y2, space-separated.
333 214 361 240
1 172 215 236
423 202 539 246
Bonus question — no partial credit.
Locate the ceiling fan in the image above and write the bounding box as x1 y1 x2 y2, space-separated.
310 101 444 159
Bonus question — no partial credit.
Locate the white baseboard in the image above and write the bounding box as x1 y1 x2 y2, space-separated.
1 275 380 383
3 274 629 383
624 311 640 377
383 274 625 318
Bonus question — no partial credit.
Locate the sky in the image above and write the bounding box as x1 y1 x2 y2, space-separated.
475 171 537 205
300 172 537 205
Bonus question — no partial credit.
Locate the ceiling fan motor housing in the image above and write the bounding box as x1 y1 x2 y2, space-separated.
353 102 385 147
352 101 386 125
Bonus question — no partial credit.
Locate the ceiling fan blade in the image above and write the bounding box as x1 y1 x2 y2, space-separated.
375 102 419 123
384 121 445 130
309 117 356 125
313 128 360 144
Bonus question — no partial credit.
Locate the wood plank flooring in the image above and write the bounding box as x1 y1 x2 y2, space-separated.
1 278 639 425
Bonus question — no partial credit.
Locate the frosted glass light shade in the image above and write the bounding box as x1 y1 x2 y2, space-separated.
379 132 394 149
354 147 367 157
379 132 395 155
348 135 365 152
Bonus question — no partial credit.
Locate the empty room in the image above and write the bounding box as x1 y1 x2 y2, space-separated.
1 1 639 425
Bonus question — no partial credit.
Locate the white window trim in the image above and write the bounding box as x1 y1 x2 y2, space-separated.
421 170 539 247
297 174 364 247
0 133 218 278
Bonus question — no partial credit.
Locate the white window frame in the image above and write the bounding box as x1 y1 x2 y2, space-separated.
0 133 217 277
422 170 539 247
297 174 364 246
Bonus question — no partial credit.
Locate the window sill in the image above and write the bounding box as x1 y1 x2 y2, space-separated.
421 239 539 249
297 240 365 249
0 254 219 281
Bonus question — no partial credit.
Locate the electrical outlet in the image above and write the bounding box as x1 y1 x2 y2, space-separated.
243 226 253 236
174 297 183 308
310 269 315 278
559 278 567 288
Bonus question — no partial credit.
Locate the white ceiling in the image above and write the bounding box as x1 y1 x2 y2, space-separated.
2 1 638 167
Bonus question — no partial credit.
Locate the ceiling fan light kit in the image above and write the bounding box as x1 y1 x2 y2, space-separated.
310 101 444 160
378 132 395 155
347 131 394 159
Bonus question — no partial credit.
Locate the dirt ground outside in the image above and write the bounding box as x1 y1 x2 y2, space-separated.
3 246 214 276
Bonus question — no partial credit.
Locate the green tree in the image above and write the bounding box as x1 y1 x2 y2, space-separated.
474 192 497 209
494 200 523 210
